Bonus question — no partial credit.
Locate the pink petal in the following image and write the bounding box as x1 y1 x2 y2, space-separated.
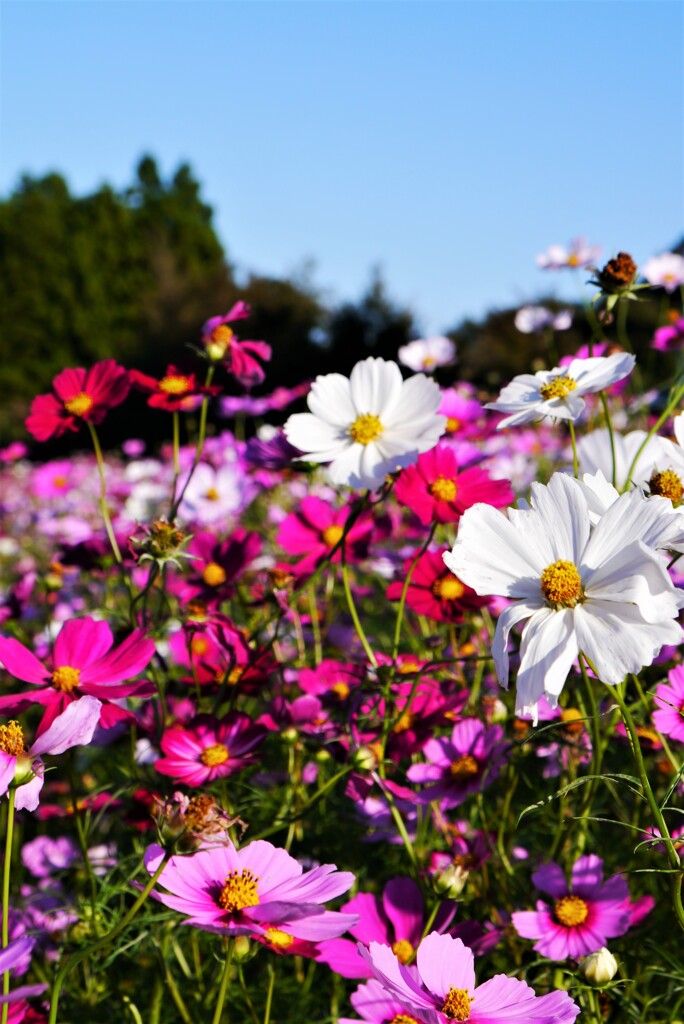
0 637 50 685
30 695 102 756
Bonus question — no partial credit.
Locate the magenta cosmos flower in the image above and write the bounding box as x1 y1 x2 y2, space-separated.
276 497 376 577
394 443 513 526
154 712 267 786
386 550 489 624
144 839 357 941
202 302 272 388
652 317 684 353
407 719 507 808
653 664 684 742
0 617 156 729
0 697 101 811
511 854 643 959
359 932 580 1023
339 977 423 1024
25 360 130 441
129 365 220 412
173 529 262 608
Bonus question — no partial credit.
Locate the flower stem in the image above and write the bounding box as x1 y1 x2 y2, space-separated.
598 391 617 488
170 366 215 518
87 421 123 564
340 550 377 668
1 787 16 1024
392 524 436 660
568 421 579 478
262 962 275 1024
211 938 235 1024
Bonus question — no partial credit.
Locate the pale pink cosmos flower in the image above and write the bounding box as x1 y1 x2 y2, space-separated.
144 840 357 942
514 306 572 333
154 712 266 786
536 237 602 270
398 337 456 373
642 252 684 293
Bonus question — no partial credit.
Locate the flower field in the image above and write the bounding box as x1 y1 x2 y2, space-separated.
0 249 683 1023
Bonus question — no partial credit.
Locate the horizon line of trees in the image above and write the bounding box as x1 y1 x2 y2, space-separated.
0 155 678 449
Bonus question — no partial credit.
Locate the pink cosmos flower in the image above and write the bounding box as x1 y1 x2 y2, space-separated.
386 550 489 623
128 365 220 412
407 718 507 808
25 360 130 442
0 617 156 730
276 497 376 577
642 252 684 293
536 237 602 270
438 387 487 442
317 876 486 980
144 839 357 940
653 664 684 742
394 443 514 526
398 337 456 373
202 303 272 388
173 529 262 609
0 697 101 811
652 317 684 353
359 932 580 1023
220 382 310 417
511 854 649 959
339 977 421 1024
0 936 47 1007
154 712 266 786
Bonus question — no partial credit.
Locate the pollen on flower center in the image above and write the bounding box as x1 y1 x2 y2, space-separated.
393 710 415 734
450 754 479 779
213 325 234 347
51 665 81 693
540 560 584 607
202 562 227 587
649 469 683 505
429 476 458 502
158 375 192 395
441 986 473 1020
64 392 94 417
264 928 294 949
539 376 577 401
201 743 230 767
218 868 260 913
391 939 414 964
322 524 344 547
554 894 589 927
349 414 383 446
561 708 585 736
0 721 26 757
331 681 350 700
205 488 220 501
445 417 460 433
432 574 465 601
389 1016 421 1024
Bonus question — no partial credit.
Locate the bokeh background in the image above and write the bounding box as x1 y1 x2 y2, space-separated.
1 0 682 444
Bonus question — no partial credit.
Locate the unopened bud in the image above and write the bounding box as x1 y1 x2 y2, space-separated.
352 745 380 771
233 936 252 961
580 947 618 986
433 864 469 899
281 727 299 745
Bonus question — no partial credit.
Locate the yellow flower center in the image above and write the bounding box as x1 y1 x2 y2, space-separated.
159 375 192 395
649 469 683 505
218 869 260 913
349 414 383 445
51 665 81 693
202 562 227 587
331 681 351 700
390 1016 421 1024
554 894 589 927
445 417 460 433
0 721 26 758
540 560 584 607
441 987 473 1020
212 325 234 348
567 253 579 267
429 476 458 502
432 574 466 601
200 743 230 767
393 710 415 734
539 376 578 401
53 475 68 489
561 707 585 736
322 524 344 547
450 754 479 779
205 488 220 501
191 635 210 656
264 928 294 950
64 392 94 417
391 939 414 964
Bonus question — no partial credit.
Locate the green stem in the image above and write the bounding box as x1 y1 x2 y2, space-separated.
609 683 684 933
211 938 235 1024
48 853 171 1024
623 380 684 491
87 421 123 564
1 788 16 1024
340 553 377 668
170 366 215 518
263 962 275 1024
392 524 436 659
307 580 323 665
598 392 617 488
568 421 579 478
169 410 181 511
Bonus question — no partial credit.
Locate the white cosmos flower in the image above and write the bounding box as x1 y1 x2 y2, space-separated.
486 354 636 429
579 471 684 553
284 357 446 489
578 421 684 494
444 473 684 722
398 336 456 372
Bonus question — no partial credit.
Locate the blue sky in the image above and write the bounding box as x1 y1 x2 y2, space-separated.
2 1 682 332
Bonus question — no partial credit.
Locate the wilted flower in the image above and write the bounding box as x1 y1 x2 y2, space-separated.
592 252 638 295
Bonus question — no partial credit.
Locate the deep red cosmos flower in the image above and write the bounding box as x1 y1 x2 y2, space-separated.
386 549 489 623
128 366 221 412
25 360 130 441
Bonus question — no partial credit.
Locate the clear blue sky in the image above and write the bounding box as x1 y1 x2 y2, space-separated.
2 1 682 333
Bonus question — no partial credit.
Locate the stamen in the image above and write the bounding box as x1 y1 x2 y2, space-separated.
561 708 585 736
445 417 460 433
51 665 81 693
449 754 479 779
205 488 220 501
649 469 683 504
441 987 473 1020
391 939 414 964
389 1016 421 1024
554 894 589 927
218 868 260 913
0 721 26 757
331 682 350 700
264 928 294 949
540 560 584 608
539 376 577 401
64 392 94 417
158 375 192 395
429 476 457 502
432 574 465 601
200 743 230 767
349 414 383 445
322 525 344 547
202 562 227 587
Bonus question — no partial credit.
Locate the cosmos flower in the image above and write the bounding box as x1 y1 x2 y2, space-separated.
284 357 446 489
0 936 47 1007
514 307 572 333
25 360 130 442
154 712 266 786
398 337 456 373
652 317 684 353
653 665 684 742
276 497 376 576
444 473 684 720
386 549 489 624
486 354 636 429
128 365 220 412
641 253 684 293
0 697 101 811
0 617 156 729
144 839 357 940
536 237 602 270
359 931 580 1023
201 303 272 388
512 855 649 959
577 427 675 491
407 718 507 808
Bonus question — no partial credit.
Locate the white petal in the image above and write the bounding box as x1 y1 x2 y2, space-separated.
492 600 541 688
349 358 403 418
515 607 578 718
444 505 546 598
528 473 590 561
383 374 442 428
284 414 348 460
584 541 684 623
570 353 636 394
307 374 356 427
574 601 683 684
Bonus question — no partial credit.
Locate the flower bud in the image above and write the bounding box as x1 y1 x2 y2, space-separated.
580 947 618 986
351 744 380 771
433 863 469 900
233 936 252 961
